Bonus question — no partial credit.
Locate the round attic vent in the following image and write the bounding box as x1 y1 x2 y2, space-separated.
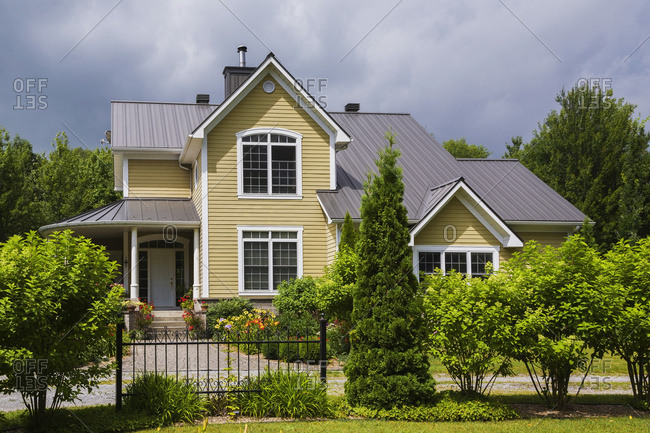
263 80 275 93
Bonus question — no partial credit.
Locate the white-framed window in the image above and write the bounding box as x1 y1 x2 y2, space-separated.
237 226 303 293
236 128 303 199
413 245 499 280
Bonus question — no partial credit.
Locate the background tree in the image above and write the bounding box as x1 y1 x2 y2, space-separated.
0 128 45 240
442 138 491 158
344 132 436 409
339 211 358 250
516 86 650 247
0 231 123 420
0 127 121 241
502 136 524 159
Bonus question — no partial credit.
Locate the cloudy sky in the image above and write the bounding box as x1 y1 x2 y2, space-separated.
1 0 649 156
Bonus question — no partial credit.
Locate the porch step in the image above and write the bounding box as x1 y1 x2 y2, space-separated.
151 311 187 332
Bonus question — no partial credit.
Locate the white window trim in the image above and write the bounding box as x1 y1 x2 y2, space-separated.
412 245 500 280
237 225 304 295
236 128 303 199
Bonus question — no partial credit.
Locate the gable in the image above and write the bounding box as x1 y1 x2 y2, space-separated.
414 197 500 246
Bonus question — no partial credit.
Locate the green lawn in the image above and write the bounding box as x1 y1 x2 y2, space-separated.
140 418 650 433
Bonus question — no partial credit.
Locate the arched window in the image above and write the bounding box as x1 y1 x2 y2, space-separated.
236 128 302 198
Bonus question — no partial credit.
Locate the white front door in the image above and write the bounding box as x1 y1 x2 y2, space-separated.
149 249 176 308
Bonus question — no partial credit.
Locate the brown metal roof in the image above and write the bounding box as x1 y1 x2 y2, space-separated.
39 198 200 234
111 101 218 149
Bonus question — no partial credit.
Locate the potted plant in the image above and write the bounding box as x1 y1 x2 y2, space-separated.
200 301 209 311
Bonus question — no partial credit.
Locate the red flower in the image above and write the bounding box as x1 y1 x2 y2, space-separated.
189 326 194 330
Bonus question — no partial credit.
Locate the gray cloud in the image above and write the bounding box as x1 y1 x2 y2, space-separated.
1 0 648 155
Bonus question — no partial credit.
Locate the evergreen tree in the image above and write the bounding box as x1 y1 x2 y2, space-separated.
344 132 436 409
339 211 358 250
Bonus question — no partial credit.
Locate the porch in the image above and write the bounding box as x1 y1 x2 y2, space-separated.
39 198 202 309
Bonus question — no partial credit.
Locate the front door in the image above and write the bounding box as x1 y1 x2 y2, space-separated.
149 249 176 308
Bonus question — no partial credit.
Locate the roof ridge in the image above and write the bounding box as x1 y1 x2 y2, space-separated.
456 158 519 162
329 111 411 116
111 100 219 106
429 177 463 191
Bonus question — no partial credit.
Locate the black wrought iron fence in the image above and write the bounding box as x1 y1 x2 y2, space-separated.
115 316 327 410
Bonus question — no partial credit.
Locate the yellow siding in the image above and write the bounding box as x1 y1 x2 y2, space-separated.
500 231 569 263
128 159 190 197
326 223 338 265
192 151 203 286
414 197 499 246
206 75 331 297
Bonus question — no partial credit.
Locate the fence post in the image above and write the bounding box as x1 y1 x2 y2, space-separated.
116 320 124 411
319 313 327 384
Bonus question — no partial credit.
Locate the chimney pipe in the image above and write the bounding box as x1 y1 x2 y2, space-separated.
238 45 247 67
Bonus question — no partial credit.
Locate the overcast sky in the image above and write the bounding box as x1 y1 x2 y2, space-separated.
1 0 649 156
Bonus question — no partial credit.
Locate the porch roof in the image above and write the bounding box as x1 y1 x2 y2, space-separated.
39 198 200 234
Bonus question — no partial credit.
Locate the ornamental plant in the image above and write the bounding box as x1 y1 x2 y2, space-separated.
214 309 280 354
600 237 650 406
344 133 436 409
182 309 204 339
135 300 155 332
423 270 513 396
0 230 122 421
499 235 608 410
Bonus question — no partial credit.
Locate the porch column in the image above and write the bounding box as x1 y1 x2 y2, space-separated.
130 227 139 299
193 228 201 299
122 231 129 288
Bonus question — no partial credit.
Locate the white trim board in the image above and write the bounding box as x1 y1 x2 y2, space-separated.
409 180 523 248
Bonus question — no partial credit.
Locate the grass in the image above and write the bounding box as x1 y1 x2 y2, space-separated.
138 418 650 432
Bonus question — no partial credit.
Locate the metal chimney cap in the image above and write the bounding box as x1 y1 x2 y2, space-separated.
237 45 247 52
196 94 210 103
345 102 360 112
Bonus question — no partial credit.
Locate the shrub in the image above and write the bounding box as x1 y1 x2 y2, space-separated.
327 319 352 357
278 312 319 338
351 391 518 422
344 134 436 409
423 270 513 395
124 373 205 425
0 230 122 421
274 276 321 319
601 237 650 405
206 298 254 333
278 337 321 363
500 235 608 409
181 310 204 339
236 370 331 418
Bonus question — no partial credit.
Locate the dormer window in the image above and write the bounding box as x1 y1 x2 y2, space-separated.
237 129 302 198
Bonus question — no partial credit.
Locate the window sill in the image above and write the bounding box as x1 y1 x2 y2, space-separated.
237 194 303 200
239 290 279 296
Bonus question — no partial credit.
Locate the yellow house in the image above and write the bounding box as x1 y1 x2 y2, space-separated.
40 48 586 309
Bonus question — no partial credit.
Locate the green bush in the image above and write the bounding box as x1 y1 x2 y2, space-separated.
261 336 281 360
206 298 254 335
236 370 331 418
327 320 352 357
351 392 518 422
278 337 321 363
278 312 319 338
423 270 513 395
274 276 321 318
124 373 205 425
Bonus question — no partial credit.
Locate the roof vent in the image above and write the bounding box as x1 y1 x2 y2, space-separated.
345 103 360 112
196 94 210 104
238 45 247 67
